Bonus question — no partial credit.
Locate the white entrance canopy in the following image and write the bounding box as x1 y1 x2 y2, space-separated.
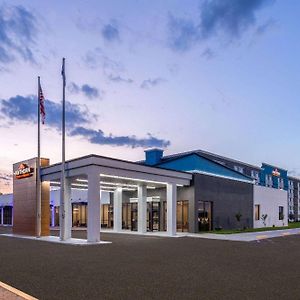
41 154 192 185
41 154 192 242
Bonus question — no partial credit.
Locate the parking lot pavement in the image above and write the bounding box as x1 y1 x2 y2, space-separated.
1 226 300 299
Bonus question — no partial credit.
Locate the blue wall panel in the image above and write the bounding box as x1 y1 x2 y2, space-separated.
157 154 252 182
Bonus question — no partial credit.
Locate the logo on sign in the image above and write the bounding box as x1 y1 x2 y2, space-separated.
14 163 34 179
272 168 280 177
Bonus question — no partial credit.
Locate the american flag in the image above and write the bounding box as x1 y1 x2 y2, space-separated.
61 57 66 87
39 82 46 124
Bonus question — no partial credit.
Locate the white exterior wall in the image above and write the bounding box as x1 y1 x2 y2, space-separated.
253 185 288 228
50 189 110 207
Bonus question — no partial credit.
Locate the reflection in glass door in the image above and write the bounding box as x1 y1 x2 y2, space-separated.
101 204 113 228
72 203 87 227
177 201 189 232
54 206 59 226
147 202 160 231
131 203 138 231
198 201 212 231
122 203 131 230
122 203 138 231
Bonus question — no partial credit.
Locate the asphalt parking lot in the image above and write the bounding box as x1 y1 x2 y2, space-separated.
1 227 300 300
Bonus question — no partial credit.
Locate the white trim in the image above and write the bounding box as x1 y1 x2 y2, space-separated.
187 170 254 184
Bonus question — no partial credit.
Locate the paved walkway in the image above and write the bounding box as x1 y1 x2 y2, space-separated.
5 227 300 243
97 227 300 242
188 228 300 242
1 234 111 246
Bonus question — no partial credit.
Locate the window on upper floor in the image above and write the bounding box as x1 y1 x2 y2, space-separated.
234 165 244 174
279 178 284 189
265 174 273 187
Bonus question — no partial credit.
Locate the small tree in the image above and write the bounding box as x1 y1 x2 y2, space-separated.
235 212 242 229
289 213 294 222
261 214 268 227
235 212 242 222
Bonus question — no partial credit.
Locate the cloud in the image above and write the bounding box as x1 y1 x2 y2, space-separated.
82 84 99 99
68 82 100 99
0 4 38 64
201 48 215 60
255 18 276 36
167 14 199 52
0 95 93 130
167 0 275 52
140 78 166 89
83 48 124 72
69 127 170 148
107 74 133 84
76 17 121 42
0 173 12 182
0 95 170 149
102 23 120 42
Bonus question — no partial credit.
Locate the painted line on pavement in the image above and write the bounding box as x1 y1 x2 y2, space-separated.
0 281 38 300
256 235 268 240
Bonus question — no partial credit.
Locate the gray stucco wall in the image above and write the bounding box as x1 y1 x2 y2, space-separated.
194 174 254 230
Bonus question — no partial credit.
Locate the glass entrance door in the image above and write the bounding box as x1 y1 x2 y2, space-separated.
72 203 87 227
122 203 131 230
177 201 189 232
101 204 113 228
147 202 160 232
198 201 212 231
131 203 138 231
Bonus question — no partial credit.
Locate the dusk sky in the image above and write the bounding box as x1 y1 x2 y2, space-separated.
0 0 299 193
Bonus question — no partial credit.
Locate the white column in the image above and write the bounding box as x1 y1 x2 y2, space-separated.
113 187 122 232
167 183 177 236
138 185 147 234
60 177 72 240
87 166 101 242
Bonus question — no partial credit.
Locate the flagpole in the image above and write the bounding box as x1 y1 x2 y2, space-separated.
37 76 41 238
60 58 66 240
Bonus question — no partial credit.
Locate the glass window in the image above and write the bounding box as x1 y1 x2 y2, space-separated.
255 205 260 221
198 201 212 231
176 201 189 232
72 203 87 227
101 204 113 228
234 166 244 174
3 206 12 225
54 206 59 226
279 206 284 220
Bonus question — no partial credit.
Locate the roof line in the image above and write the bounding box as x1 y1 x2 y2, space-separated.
42 153 191 176
162 148 262 170
155 152 253 181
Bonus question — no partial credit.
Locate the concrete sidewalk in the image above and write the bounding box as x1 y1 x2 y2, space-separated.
187 228 300 242
50 226 300 241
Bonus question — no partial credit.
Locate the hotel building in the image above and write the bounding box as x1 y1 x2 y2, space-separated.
0 148 290 240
